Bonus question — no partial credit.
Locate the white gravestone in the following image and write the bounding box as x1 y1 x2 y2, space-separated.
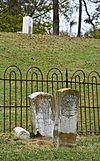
28 92 56 137
12 127 30 140
53 88 79 147
22 16 33 34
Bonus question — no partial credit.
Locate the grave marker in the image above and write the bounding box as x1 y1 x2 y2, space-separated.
12 127 30 140
29 92 56 137
22 16 33 34
53 88 79 147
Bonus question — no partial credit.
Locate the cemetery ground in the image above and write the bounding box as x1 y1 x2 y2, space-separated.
0 32 100 160
0 133 100 161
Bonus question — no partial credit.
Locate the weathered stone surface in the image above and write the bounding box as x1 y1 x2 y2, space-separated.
53 88 79 147
22 16 33 34
28 92 56 137
12 127 30 140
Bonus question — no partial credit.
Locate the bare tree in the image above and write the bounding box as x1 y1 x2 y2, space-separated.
83 0 96 31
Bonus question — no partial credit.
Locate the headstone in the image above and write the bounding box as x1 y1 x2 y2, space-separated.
28 92 56 137
53 88 79 147
12 127 30 140
22 16 33 34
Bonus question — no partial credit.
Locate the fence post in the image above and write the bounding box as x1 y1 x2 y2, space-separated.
66 69 68 88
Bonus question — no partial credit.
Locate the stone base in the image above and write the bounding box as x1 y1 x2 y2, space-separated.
58 132 77 147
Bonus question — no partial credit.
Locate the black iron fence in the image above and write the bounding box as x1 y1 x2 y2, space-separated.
0 65 100 135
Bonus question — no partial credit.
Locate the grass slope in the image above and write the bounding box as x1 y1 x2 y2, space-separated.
0 32 100 78
0 33 100 161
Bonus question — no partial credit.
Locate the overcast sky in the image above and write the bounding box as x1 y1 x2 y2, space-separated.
59 0 97 35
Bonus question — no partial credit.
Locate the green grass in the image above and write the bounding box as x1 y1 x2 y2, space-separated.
0 133 100 161
0 33 100 160
0 32 100 78
0 32 100 134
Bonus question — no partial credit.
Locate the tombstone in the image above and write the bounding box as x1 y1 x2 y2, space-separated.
12 127 30 140
28 92 56 137
22 16 33 34
53 88 79 147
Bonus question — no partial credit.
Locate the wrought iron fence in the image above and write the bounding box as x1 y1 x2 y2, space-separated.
0 65 100 135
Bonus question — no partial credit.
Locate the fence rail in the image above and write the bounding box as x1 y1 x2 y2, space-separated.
0 65 100 135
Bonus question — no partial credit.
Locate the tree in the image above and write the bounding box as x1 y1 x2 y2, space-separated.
22 0 70 35
78 0 82 36
65 1 78 35
70 20 77 34
0 0 70 34
0 0 52 32
0 0 22 14
0 0 23 32
22 0 69 34
89 0 100 4
83 0 100 32
53 0 59 35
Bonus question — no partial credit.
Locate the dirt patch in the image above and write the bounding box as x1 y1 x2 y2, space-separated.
28 136 54 149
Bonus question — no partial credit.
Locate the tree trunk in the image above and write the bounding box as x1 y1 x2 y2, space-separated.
78 0 82 37
53 0 59 35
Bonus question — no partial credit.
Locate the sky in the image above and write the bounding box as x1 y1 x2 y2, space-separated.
59 0 98 36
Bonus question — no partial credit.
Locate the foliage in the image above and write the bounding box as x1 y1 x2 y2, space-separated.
0 0 100 35
21 0 52 34
0 0 70 34
0 0 52 33
0 0 23 32
33 21 52 34
85 27 100 38
0 11 23 32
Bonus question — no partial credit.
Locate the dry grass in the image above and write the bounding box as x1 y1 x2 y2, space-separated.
0 133 100 161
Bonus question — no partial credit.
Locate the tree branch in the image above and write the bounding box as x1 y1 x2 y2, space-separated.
32 7 52 19
89 0 100 3
29 0 49 17
82 0 95 31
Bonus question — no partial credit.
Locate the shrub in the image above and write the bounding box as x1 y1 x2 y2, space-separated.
0 11 23 32
84 28 100 39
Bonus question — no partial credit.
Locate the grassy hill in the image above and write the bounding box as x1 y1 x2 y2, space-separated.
0 33 100 161
0 32 100 77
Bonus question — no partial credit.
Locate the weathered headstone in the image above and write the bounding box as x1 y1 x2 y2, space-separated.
22 16 33 34
28 92 56 137
53 88 79 147
12 127 30 140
